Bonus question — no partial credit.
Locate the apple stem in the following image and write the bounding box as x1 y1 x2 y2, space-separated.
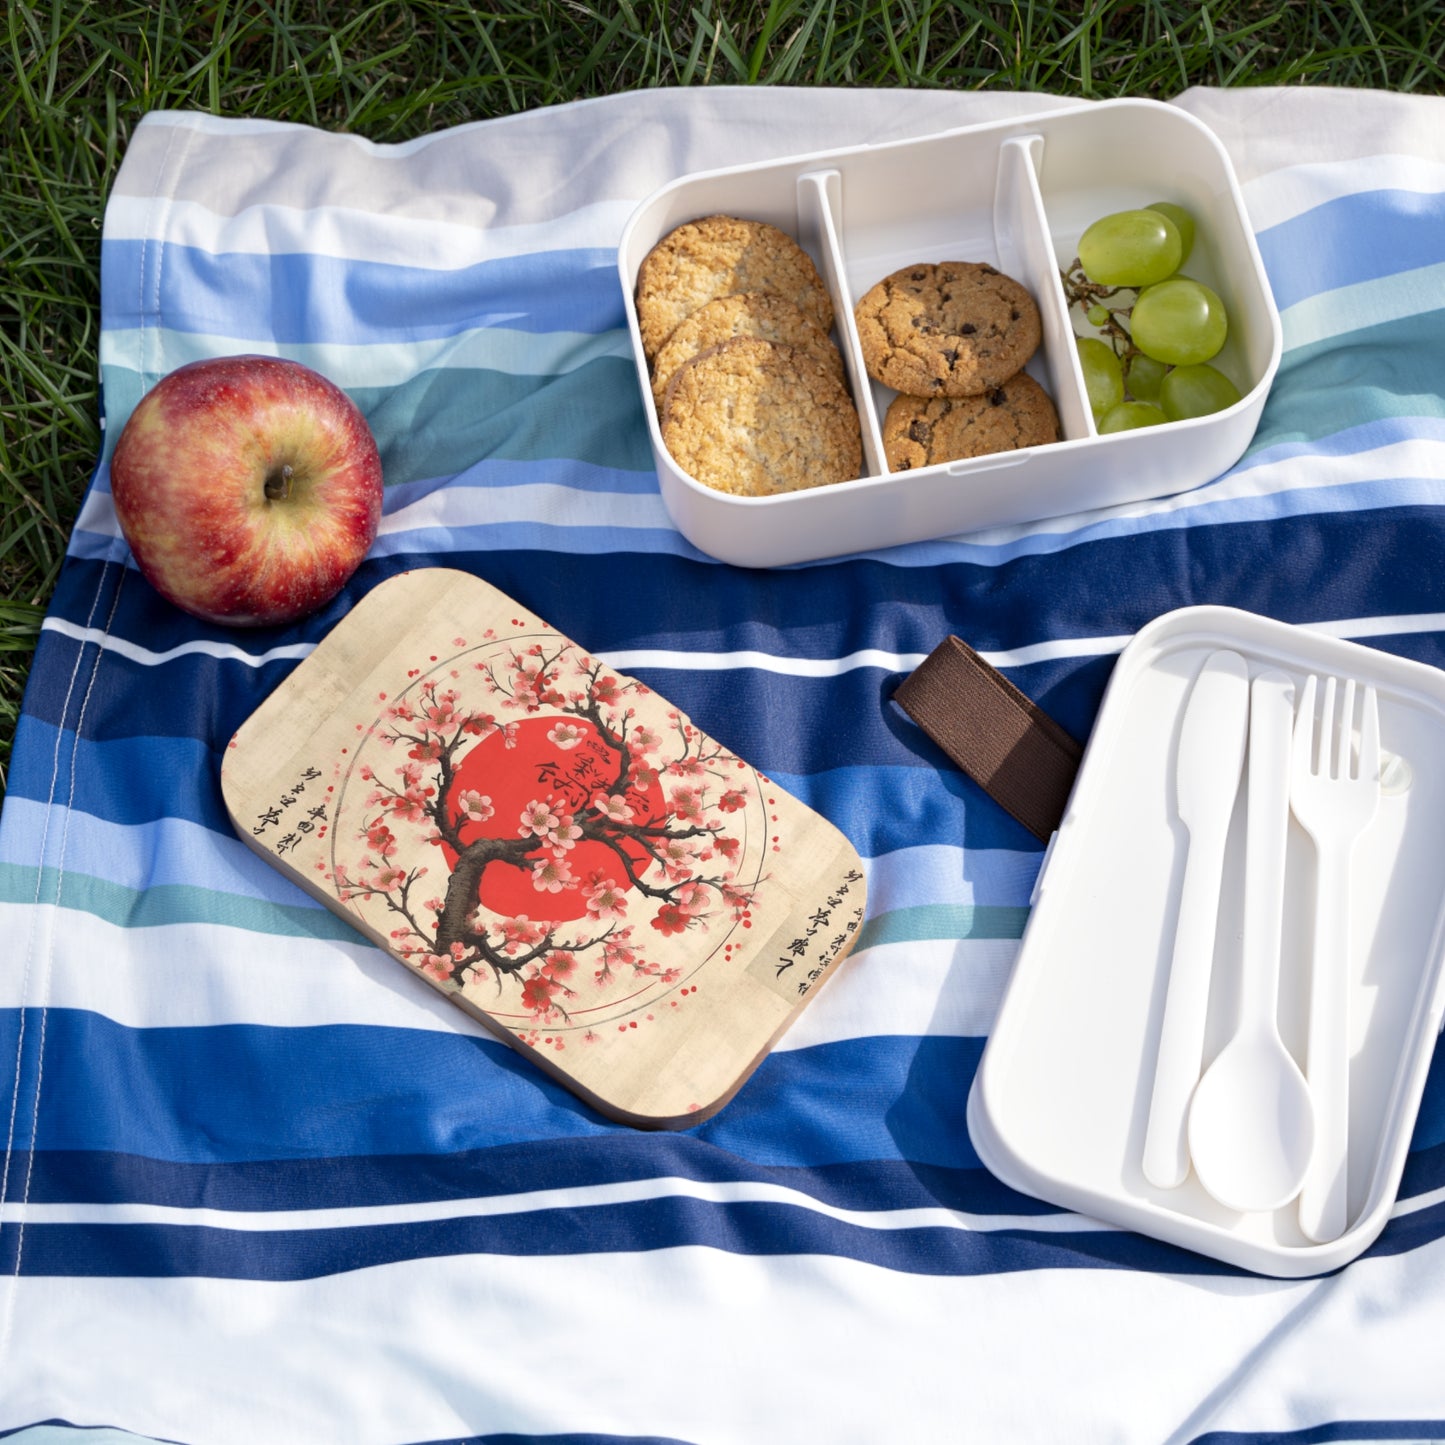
264 463 294 502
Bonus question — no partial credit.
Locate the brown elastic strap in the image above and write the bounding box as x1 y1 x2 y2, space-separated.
893 635 1083 843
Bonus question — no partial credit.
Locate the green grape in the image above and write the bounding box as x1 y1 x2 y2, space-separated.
1077 209 1183 288
1077 337 1124 419
1086 304 1111 327
1098 401 1168 433
1147 202 1196 264
1125 353 1168 404
1130 277 1228 366
1160 363 1242 420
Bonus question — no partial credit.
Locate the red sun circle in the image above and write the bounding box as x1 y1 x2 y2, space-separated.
440 715 664 922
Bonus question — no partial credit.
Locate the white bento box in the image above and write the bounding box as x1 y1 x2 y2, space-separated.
968 607 1445 1277
617 98 1282 568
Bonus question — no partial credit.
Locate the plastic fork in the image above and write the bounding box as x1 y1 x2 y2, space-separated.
1290 674 1381 1243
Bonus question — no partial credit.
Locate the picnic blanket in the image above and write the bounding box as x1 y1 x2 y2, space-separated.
3 83 1445 1444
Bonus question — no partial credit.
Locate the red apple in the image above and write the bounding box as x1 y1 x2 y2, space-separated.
110 354 384 627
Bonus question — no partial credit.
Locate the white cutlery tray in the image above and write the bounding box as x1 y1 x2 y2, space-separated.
967 606 1445 1276
617 99 1282 567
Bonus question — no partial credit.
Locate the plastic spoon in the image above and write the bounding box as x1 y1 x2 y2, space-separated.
1142 649 1251 1189
1188 669 1315 1213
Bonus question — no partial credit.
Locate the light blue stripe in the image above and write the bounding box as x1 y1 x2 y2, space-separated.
99 238 625 343
368 521 704 562
0 801 1040 921
1255 185 1445 311
383 457 668 502
0 796 314 903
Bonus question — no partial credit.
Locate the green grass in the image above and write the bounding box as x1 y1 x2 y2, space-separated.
3 0 1444 796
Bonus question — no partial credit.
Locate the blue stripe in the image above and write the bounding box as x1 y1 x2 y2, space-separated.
6 723 234 834
0 1199 1235 1281
15 1145 1051 1216
0 1009 986 1171
6 1153 1441 1287
7 1005 1441 1193
100 241 625 345
0 1425 689 1445
1255 186 1445 311
1191 1421 1445 1445
42 508 1445 688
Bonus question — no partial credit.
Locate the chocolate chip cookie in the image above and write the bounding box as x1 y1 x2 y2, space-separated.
660 336 861 497
854 262 1041 397
636 215 835 361
882 373 1059 471
650 291 844 410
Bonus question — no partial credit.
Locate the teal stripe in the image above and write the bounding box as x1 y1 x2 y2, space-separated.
0 861 359 942
1 859 1023 952
99 323 633 391
855 903 1029 950
1250 308 1445 456
354 359 654 484
100 357 656 484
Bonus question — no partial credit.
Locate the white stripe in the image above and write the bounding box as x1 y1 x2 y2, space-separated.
1391 1180 1445 1219
0 1175 1095 1237
605 637 1128 674
99 324 634 390
38 616 314 669
376 482 674 539
0 903 472 1034
1241 153 1445 233
4 1168 1436 1236
778 936 1016 1048
103 194 637 266
1280 258 1445 352
0 900 1009 1044
133 94 681 156
38 608 1445 679
9 1234 1445 1444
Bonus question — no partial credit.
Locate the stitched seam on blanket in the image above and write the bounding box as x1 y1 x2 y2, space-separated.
7 569 129 1287
0 114 191 1377
0 565 121 1376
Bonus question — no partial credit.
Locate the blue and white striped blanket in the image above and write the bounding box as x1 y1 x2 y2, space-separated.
3 85 1444 1443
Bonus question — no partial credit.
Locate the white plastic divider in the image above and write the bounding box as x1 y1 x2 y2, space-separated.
796 168 887 479
993 133 1096 444
801 130 1095 484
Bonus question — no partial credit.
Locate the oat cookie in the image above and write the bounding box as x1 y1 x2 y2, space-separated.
650 291 844 410
854 261 1041 397
882 373 1059 471
660 336 861 498
636 216 835 360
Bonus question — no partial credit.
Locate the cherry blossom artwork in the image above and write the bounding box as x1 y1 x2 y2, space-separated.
325 624 770 1048
224 569 865 1125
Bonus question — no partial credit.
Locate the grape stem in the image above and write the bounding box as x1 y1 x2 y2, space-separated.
1061 258 1139 363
